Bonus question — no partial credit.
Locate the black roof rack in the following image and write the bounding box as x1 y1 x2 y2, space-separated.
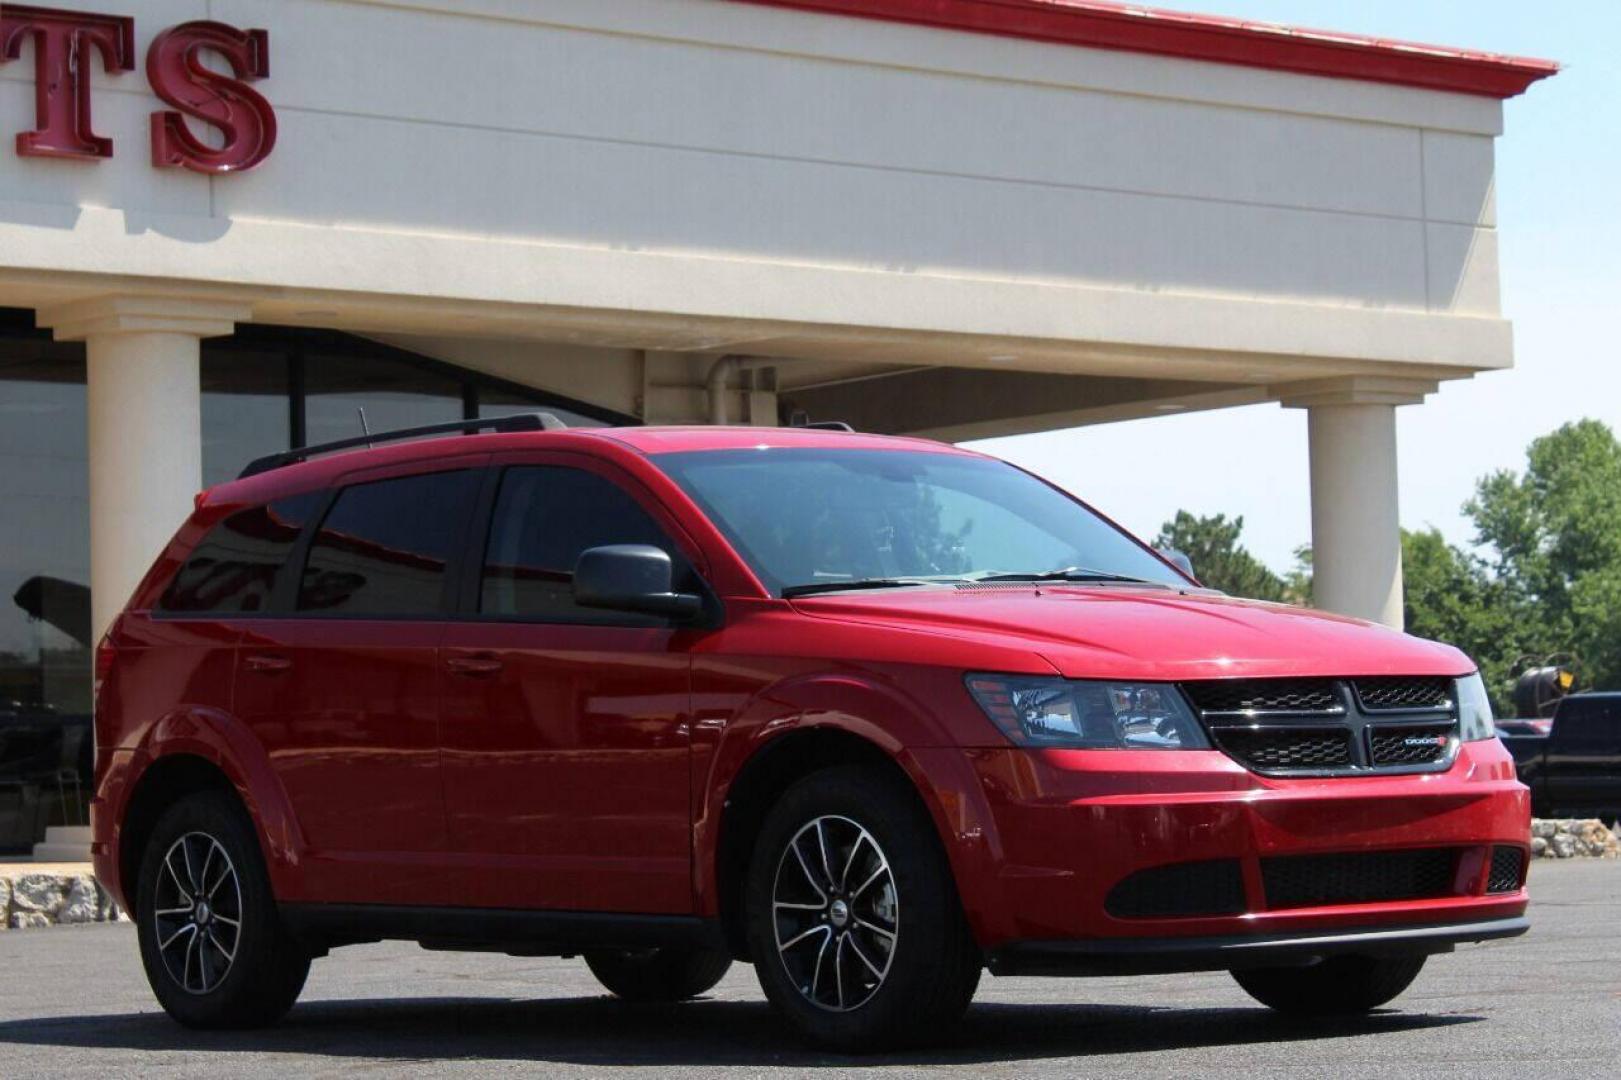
793 420 856 432
238 412 568 479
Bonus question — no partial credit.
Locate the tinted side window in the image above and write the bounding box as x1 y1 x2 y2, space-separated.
481 466 688 623
160 493 323 614
297 471 479 617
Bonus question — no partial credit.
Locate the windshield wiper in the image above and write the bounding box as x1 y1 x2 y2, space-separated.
972 566 1168 587
782 578 937 599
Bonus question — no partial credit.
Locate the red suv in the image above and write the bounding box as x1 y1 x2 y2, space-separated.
92 417 1529 1050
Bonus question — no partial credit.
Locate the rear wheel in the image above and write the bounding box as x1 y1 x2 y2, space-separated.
1231 955 1426 1015
135 790 310 1028
745 765 981 1052
584 947 732 1002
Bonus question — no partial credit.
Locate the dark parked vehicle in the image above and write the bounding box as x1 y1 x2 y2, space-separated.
1501 692 1621 818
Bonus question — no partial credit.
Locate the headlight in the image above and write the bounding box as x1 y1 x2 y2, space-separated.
1456 672 1496 742
966 674 1210 750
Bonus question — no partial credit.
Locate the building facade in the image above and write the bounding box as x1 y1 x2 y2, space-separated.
0 0 1552 848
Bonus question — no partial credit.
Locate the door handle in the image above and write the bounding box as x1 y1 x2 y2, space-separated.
446 656 504 677
244 654 292 675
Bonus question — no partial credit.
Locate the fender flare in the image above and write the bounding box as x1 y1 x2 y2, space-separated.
124 706 310 897
694 672 1011 943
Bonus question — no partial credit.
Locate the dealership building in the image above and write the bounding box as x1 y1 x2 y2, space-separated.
0 0 1553 850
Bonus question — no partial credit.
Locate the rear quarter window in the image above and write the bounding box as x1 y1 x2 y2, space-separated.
159 492 324 614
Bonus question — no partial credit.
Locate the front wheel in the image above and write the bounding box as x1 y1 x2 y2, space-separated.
584 947 732 1001
1231 955 1427 1015
745 765 981 1051
135 790 311 1029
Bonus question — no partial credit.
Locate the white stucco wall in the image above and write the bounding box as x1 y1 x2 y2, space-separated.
0 0 1508 379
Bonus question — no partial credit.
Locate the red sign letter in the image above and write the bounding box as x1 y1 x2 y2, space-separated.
0 4 134 159
148 21 275 174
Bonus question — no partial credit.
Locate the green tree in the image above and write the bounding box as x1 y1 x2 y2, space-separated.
1154 511 1287 602
1400 528 1532 710
1465 419 1621 693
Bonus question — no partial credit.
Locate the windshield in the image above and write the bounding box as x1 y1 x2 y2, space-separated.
653 448 1187 596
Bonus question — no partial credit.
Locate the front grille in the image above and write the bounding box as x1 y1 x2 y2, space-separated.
1212 727 1352 771
1184 676 1458 777
1487 846 1526 893
1368 723 1454 766
1105 859 1247 919
1262 849 1460 909
1354 676 1453 711
1183 679 1340 714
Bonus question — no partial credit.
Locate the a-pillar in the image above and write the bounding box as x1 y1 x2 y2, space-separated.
38 296 251 644
1276 377 1437 630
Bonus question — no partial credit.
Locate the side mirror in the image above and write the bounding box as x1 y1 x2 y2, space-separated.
574 544 704 621
1157 548 1196 580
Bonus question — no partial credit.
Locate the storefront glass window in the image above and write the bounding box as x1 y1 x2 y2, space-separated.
304 351 462 448
477 386 606 429
202 348 290 487
0 335 92 850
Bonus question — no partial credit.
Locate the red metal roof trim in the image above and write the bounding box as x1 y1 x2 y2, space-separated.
731 0 1557 98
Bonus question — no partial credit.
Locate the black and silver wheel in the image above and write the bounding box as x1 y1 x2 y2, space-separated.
584 947 732 1002
771 815 898 1012
745 765 981 1051
152 832 243 995
1232 954 1427 1016
136 790 310 1029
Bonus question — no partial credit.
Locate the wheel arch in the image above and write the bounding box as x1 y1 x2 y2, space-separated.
713 727 916 959
118 753 246 921
116 709 307 916
709 721 1005 960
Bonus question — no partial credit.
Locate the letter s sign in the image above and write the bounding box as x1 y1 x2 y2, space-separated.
147 21 275 174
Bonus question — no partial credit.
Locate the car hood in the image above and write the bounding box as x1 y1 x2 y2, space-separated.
791 585 1472 681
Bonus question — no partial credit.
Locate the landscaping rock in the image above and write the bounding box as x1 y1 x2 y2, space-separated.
1529 819 1620 859
0 877 10 929
58 877 101 924
11 874 66 915
10 911 51 930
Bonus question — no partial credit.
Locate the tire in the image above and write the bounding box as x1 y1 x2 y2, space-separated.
744 764 982 1052
584 947 732 1002
135 790 311 1029
1231 955 1427 1016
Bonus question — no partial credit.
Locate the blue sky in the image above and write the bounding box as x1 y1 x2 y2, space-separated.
971 1 1621 572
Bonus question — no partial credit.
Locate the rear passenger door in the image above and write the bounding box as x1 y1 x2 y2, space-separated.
439 455 703 914
234 460 484 905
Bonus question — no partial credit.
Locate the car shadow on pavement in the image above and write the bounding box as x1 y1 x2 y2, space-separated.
0 994 1482 1067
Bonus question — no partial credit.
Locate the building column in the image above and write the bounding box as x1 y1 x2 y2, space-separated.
38 296 251 644
1276 377 1437 629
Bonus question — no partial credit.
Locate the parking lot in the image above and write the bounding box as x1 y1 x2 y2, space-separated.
0 860 1615 1079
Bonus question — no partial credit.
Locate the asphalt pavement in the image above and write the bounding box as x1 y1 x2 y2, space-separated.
0 859 1615 1078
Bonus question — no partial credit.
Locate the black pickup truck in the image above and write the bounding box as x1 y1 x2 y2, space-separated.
1499 692 1621 819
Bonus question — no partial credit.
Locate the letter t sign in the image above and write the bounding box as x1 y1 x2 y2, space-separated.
0 4 135 159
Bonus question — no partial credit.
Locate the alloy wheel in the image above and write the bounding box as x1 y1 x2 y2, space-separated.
152 832 243 995
772 815 898 1012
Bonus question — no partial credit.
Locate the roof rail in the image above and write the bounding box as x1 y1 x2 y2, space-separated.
238 412 568 479
796 420 856 432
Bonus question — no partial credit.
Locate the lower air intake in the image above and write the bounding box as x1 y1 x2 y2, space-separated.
1487 846 1527 893
1262 849 1460 909
1105 859 1247 919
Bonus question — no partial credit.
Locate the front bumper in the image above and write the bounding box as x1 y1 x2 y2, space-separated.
945 739 1530 950
988 915 1528 976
